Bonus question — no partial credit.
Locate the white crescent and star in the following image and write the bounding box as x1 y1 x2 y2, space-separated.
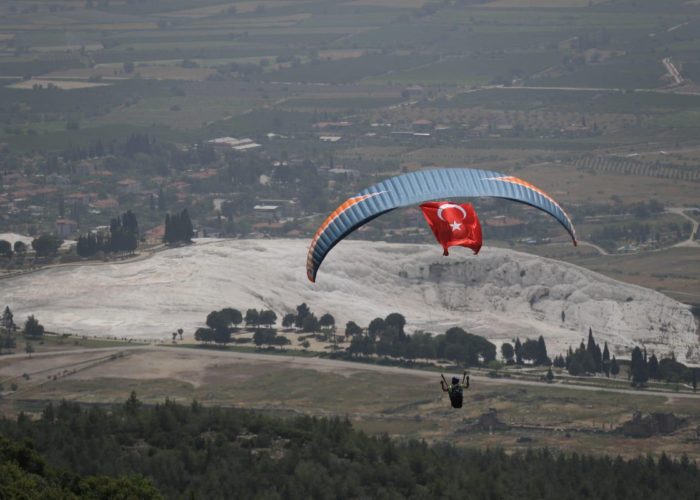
437 203 467 232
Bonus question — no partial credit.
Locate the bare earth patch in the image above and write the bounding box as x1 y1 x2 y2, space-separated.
8 79 111 90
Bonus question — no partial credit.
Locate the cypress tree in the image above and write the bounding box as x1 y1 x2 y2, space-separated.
163 214 171 243
586 328 600 371
158 186 166 211
648 354 659 380
536 335 549 366
611 356 620 377
630 347 648 386
181 209 194 242
514 338 524 365
602 342 610 377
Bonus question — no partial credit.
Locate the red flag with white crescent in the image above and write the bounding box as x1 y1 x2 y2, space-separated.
420 201 482 256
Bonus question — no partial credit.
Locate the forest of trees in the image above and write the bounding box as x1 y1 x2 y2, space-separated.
0 396 698 499
0 434 160 499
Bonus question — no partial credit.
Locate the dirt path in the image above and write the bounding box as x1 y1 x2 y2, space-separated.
668 207 700 248
662 57 684 86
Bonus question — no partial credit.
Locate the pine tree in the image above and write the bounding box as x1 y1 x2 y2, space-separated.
2 306 15 332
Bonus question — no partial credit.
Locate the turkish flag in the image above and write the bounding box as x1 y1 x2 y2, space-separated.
420 201 482 256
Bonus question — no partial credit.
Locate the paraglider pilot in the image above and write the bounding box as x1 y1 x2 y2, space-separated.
441 371 469 409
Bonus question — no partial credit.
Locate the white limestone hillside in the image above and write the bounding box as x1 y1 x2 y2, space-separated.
0 238 697 362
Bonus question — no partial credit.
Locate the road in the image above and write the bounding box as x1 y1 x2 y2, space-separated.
6 344 698 400
662 57 684 86
668 207 700 248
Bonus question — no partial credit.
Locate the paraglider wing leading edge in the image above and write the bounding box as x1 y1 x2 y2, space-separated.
306 168 577 282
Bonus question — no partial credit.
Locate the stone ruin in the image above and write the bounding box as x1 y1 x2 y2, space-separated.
460 408 510 433
619 411 686 438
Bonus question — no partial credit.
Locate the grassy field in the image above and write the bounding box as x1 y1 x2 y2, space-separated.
0 346 698 459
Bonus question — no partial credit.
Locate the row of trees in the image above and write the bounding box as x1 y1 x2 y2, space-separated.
0 235 63 260
555 329 620 377
281 303 336 333
194 307 279 345
0 240 26 259
500 337 550 366
77 210 140 257
347 317 496 366
163 209 194 244
630 347 697 388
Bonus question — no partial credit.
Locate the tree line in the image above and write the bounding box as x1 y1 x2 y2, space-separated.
629 346 697 389
163 209 194 244
194 307 281 346
0 395 698 499
500 336 550 366
0 235 63 260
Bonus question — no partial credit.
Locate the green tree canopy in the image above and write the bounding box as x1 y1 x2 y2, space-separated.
31 234 63 258
24 315 44 338
345 321 362 337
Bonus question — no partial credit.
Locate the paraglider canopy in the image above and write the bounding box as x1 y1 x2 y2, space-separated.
307 167 577 282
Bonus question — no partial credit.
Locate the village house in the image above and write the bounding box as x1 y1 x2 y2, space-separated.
75 159 99 177
116 179 141 194
55 218 78 237
253 204 282 221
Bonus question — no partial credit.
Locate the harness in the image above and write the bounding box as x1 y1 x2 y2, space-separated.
448 384 463 408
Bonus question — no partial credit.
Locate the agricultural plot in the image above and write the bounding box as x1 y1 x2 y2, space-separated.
280 95 404 110
570 247 700 304
86 95 261 130
573 157 700 182
261 54 436 84
534 55 668 90
460 87 700 111
366 51 562 86
521 162 700 206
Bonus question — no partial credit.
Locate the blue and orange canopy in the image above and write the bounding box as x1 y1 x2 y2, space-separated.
307 168 577 282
